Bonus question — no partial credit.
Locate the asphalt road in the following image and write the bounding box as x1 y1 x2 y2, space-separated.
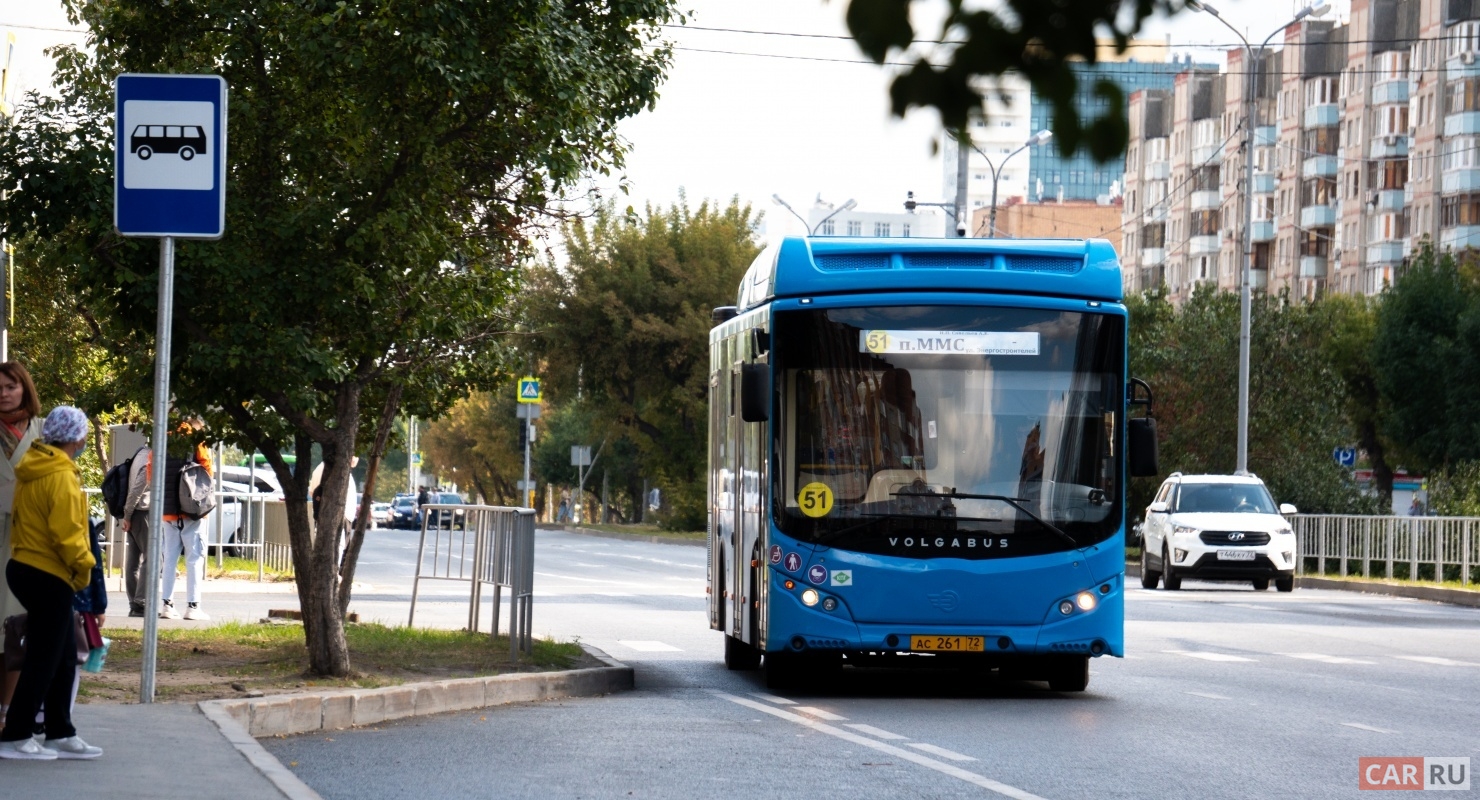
256 528 1479 799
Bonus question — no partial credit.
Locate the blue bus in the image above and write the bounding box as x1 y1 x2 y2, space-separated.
707 236 1158 691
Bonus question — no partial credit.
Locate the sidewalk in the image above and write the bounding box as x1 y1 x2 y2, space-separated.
1 702 291 799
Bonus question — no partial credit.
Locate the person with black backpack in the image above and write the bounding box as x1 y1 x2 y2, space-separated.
157 421 215 621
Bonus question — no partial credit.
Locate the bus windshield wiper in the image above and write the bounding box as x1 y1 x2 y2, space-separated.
893 490 1080 549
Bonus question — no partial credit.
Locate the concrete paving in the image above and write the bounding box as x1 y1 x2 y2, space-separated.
0 702 288 799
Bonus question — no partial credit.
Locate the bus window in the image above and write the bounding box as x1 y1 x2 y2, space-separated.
773 304 1122 557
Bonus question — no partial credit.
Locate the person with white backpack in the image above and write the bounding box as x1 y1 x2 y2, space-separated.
157 421 215 621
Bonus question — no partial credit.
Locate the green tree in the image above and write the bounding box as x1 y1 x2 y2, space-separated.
845 0 1183 159
1127 286 1374 514
524 198 760 530
1373 245 1480 470
0 0 674 675
1318 294 1394 505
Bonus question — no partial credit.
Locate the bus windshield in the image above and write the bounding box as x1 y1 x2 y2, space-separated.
773 305 1123 559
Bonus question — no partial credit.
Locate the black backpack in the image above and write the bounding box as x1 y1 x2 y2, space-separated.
177 460 217 520
100 456 135 519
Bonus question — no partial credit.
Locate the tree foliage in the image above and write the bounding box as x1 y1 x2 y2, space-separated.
421 387 526 506
1127 286 1376 517
1372 245 1480 470
845 0 1185 159
524 198 760 530
0 0 675 675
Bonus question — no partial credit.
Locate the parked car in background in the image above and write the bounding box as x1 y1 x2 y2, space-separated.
1139 472 1299 592
390 496 420 529
371 502 392 527
425 492 466 530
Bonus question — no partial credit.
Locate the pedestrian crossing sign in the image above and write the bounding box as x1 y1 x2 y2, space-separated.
517 377 542 404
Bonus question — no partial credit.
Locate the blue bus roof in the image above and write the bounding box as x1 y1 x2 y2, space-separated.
736 237 1123 311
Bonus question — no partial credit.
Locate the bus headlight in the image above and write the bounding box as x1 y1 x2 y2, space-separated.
1076 591 1097 611
801 589 820 607
822 597 838 612
1059 601 1074 615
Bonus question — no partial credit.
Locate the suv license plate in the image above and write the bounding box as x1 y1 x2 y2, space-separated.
1217 549 1256 561
910 635 984 652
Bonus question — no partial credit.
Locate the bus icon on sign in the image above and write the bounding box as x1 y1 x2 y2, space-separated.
130 125 208 160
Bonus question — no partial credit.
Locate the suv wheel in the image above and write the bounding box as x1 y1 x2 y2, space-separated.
1162 545 1182 590
1275 576 1295 592
1140 546 1161 589
1251 578 1270 591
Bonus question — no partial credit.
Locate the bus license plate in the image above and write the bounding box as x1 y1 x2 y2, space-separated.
910 635 984 652
1217 549 1256 561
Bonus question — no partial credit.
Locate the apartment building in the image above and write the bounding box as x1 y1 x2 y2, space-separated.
1121 0 1476 302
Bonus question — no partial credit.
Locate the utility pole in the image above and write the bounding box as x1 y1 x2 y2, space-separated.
953 135 969 237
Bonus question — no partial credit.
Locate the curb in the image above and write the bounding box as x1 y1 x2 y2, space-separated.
543 524 706 548
198 645 634 799
1125 561 1480 607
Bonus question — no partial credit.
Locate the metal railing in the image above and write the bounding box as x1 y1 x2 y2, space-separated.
1291 514 1480 586
408 504 536 658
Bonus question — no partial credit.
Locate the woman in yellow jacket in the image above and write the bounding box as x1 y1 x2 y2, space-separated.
0 407 101 760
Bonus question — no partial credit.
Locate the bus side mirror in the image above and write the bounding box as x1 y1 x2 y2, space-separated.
1128 417 1159 477
740 364 770 423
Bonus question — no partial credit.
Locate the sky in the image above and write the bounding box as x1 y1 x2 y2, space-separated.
5 0 1353 239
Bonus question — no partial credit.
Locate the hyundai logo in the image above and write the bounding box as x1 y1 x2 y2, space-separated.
1228 532 1246 541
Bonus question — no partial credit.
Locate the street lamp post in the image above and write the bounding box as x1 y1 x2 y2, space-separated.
1189 0 1329 475
772 194 857 235
971 130 1053 237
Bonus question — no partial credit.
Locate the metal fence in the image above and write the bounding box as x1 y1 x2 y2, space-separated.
1290 514 1480 586
89 486 285 586
408 504 536 658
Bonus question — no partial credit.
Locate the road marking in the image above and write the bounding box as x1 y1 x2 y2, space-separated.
907 743 978 762
1393 655 1480 667
1342 722 1397 734
615 640 682 652
845 723 909 740
793 706 848 721
1183 691 1231 700
1163 650 1257 662
1279 653 1376 665
713 692 1047 800
750 693 795 705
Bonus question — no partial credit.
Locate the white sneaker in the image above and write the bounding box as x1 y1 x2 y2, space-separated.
160 602 180 620
0 737 58 760
184 605 210 621
44 736 102 760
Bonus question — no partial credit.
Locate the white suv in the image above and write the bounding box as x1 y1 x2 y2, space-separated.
1139 473 1298 592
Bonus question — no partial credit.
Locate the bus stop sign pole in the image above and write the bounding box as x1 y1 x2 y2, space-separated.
115 73 228 703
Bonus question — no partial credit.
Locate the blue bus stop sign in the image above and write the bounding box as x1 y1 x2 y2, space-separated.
114 74 227 238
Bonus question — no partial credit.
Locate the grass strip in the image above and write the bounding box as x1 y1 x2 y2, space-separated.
82 621 587 703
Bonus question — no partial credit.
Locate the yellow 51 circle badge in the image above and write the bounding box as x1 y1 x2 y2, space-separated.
798 482 834 518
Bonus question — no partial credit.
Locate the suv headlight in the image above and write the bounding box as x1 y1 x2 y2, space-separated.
1275 527 1294 536
1172 524 1200 537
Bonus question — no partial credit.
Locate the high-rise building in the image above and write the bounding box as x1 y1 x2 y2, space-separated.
939 41 1216 230
1121 0 1471 303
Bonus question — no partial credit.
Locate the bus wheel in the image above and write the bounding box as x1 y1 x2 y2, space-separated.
1046 655 1089 692
764 652 800 690
137 146 153 160
724 635 762 671
179 147 195 160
